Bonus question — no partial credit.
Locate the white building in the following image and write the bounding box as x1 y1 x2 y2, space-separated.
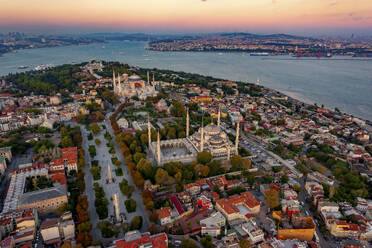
117 118 129 129
156 207 172 226
40 219 60 244
200 212 226 237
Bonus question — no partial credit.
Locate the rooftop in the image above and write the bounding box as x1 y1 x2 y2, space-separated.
156 207 171 219
115 231 168 248
216 192 260 215
19 184 67 206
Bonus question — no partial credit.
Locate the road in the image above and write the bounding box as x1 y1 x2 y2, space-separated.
80 125 102 240
242 132 339 248
297 176 338 248
89 68 102 79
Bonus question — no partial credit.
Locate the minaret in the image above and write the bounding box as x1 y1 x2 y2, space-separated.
118 73 121 94
217 105 221 128
147 71 150 84
235 121 240 152
227 146 231 160
186 108 190 137
200 120 204 152
152 73 156 92
157 131 161 165
113 70 116 93
147 116 151 147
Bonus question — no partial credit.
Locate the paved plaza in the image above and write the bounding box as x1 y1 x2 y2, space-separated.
80 112 150 241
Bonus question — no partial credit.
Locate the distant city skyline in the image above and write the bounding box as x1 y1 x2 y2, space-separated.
1 0 372 36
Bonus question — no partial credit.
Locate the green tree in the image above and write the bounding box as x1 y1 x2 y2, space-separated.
239 239 251 248
129 216 143 230
120 183 135 198
200 235 213 248
181 239 197 248
136 159 155 180
155 168 172 185
125 198 137 213
133 152 146 164
90 123 101 135
60 136 73 148
197 151 212 165
88 145 96 157
231 154 243 170
78 222 92 233
89 166 101 180
265 189 280 210
281 174 289 184
243 171 255 186
170 101 186 117
166 127 177 139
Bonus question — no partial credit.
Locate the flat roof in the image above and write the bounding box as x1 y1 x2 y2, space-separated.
19 184 66 206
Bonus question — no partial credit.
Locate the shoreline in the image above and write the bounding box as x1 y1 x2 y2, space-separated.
0 41 371 122
0 41 104 58
277 89 372 124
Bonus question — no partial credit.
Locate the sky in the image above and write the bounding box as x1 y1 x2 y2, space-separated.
0 0 372 35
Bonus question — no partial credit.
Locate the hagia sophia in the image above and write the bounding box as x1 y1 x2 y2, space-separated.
112 71 158 100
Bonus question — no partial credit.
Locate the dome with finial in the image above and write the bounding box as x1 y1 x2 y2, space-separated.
204 123 221 135
128 74 141 81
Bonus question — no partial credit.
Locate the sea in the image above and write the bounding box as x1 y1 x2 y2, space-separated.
0 41 372 121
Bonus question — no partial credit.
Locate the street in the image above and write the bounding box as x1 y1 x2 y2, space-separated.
240 133 338 248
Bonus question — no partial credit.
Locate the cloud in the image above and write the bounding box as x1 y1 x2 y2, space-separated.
348 12 363 21
329 1 338 6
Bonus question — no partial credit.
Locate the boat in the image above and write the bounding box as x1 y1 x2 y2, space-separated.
34 64 54 71
17 65 28 69
250 52 270 56
217 53 224 55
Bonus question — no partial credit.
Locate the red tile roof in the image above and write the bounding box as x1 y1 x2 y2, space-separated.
50 171 67 185
216 192 260 215
169 195 184 215
116 233 168 248
184 183 200 190
62 147 78 164
156 207 171 219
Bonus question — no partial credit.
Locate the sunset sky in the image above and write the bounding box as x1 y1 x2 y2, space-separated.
1 0 372 35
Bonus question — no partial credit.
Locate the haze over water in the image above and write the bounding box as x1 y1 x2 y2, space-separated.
1 41 372 120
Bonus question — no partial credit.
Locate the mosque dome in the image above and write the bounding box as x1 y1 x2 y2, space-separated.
128 74 141 81
204 123 221 135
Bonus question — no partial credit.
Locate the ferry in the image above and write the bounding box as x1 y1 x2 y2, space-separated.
17 65 28 69
34 64 54 71
250 52 270 56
